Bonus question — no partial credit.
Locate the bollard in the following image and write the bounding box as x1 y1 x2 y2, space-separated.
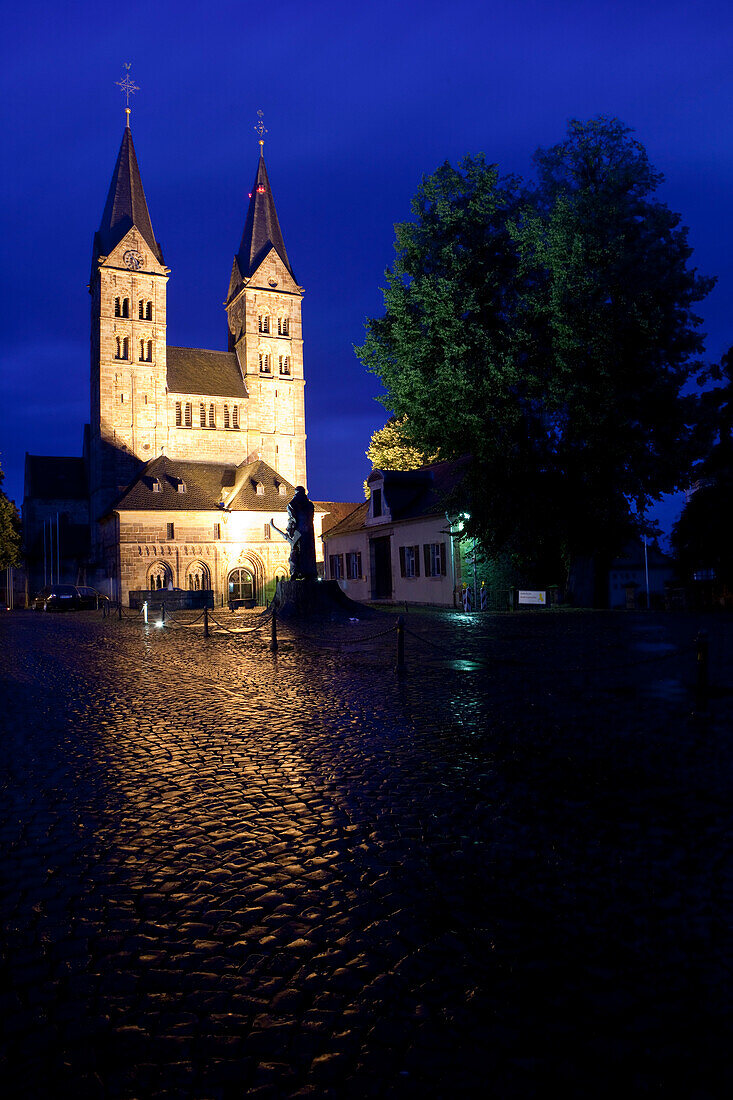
204 605 209 639
161 605 166 625
117 600 122 620
696 631 709 712
396 615 405 674
270 606 278 653
143 600 148 625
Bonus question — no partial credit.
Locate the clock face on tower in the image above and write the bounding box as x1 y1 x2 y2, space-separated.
123 249 144 270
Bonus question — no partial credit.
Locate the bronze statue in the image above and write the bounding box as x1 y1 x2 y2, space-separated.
271 486 317 579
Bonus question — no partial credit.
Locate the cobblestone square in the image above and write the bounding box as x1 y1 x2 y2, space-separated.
1 608 731 1098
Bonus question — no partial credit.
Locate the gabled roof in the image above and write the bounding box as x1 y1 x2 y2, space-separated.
95 124 162 262
112 455 326 515
325 458 471 538
166 347 247 398
24 455 88 501
235 151 294 280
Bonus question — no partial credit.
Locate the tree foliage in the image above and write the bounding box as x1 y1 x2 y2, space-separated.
0 462 21 570
366 417 437 472
356 119 715 580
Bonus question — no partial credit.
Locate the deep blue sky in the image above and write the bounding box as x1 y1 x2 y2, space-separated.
2 0 732 543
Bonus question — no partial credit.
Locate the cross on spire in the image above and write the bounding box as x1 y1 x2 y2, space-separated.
115 63 139 127
254 109 267 150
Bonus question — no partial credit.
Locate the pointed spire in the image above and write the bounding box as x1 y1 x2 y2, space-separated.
95 124 162 262
235 150 293 280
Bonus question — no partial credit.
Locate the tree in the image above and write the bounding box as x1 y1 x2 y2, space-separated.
356 120 715 586
0 462 21 571
366 417 437 472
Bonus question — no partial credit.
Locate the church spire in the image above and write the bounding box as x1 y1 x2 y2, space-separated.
235 139 293 281
95 124 162 263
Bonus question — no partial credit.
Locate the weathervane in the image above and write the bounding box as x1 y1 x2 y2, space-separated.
115 63 139 126
255 109 267 149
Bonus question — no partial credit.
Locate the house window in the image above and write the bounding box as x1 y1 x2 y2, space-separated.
278 484 287 496
346 551 362 580
166 522 175 539
399 545 420 578
259 352 271 374
175 401 182 426
229 567 254 602
138 299 152 320
258 314 270 334
279 355 291 376
177 481 186 494
423 542 446 577
372 488 383 517
224 405 230 429
232 406 239 428
152 478 162 493
255 482 265 496
209 404 216 428
200 402 206 427
213 523 221 539
277 316 289 336
329 553 344 580
184 402 192 427
264 523 271 540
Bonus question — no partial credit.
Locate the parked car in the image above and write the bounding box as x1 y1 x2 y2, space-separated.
32 584 81 612
76 586 111 610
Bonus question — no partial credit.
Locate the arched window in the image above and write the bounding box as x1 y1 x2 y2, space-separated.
114 297 121 317
259 352 271 374
115 336 129 360
228 567 254 603
122 298 129 318
199 402 206 427
232 406 239 429
148 562 172 591
209 403 216 428
139 339 152 362
279 355 291 376
138 299 153 320
184 402 193 427
187 562 210 591
258 314 270 334
115 336 122 359
224 405 230 429
175 401 182 426
277 316 289 336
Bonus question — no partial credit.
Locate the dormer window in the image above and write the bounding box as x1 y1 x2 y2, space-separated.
256 482 265 496
138 299 153 320
152 478 162 493
278 483 287 497
114 297 129 318
277 316 289 336
372 487 383 517
258 314 270 334
177 481 186 494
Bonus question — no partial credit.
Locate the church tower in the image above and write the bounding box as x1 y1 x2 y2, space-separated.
89 115 169 543
225 141 307 489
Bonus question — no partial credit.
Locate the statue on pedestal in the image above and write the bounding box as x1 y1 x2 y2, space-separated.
271 486 317 580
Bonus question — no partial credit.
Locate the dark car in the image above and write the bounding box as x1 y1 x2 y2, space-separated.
32 584 81 612
76 586 111 610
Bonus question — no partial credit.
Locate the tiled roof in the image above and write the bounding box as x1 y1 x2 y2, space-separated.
24 455 88 501
325 458 471 538
112 455 327 515
317 501 365 536
236 152 294 279
95 125 162 262
166 347 247 399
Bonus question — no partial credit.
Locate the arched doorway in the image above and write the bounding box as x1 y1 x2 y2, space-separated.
228 566 255 605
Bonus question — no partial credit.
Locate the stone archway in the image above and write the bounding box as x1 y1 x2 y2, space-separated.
148 561 173 591
186 560 210 591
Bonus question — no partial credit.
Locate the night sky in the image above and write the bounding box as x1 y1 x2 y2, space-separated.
3 0 732 544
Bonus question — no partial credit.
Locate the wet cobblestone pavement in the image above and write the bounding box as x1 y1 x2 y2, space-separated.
1 607 731 1098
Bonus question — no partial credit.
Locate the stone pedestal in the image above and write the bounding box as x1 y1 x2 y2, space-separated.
272 578 381 619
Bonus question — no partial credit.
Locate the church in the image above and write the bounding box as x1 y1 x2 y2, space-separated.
24 113 349 606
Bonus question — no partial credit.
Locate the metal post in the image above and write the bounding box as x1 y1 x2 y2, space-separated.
696 631 709 712
161 605 166 625
204 605 209 638
396 615 405 674
117 600 122 620
270 606 278 653
56 512 60 584
143 601 148 625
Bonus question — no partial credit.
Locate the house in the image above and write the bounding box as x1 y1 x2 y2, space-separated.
608 541 675 609
322 459 470 607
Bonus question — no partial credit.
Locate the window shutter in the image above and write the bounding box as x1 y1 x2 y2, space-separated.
399 546 406 577
423 544 430 576
440 543 447 575
414 546 420 577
